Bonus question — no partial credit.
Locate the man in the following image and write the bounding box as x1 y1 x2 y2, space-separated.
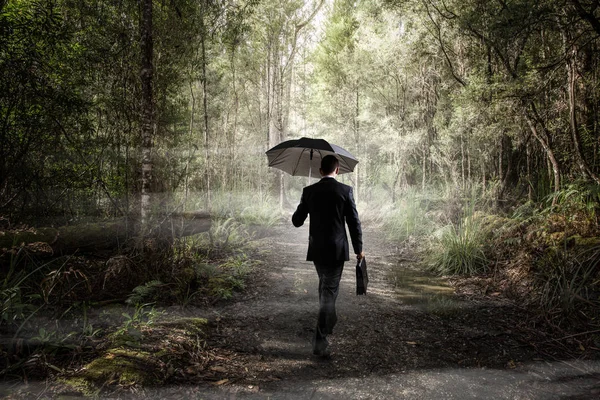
292 154 364 357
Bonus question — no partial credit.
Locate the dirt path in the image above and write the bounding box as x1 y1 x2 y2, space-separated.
156 224 600 399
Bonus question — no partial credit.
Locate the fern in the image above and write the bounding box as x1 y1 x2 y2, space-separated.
126 280 164 306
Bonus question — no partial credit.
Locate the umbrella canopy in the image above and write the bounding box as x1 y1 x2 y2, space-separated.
266 137 358 178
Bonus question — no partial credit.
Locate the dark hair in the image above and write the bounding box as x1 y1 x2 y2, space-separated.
321 155 339 175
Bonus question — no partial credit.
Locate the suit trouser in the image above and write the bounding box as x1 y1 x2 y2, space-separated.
313 261 344 352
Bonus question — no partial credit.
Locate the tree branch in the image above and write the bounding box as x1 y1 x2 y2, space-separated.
423 0 467 87
570 0 600 36
283 0 325 75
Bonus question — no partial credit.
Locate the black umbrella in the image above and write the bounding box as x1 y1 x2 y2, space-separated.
266 137 358 178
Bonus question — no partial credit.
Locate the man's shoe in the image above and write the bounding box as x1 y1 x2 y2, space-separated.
312 347 331 358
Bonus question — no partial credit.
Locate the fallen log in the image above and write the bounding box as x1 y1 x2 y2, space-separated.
0 212 211 255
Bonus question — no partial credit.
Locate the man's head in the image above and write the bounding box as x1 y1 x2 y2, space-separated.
320 155 340 177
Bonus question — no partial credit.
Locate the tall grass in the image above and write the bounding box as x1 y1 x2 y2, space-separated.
1 248 47 326
428 192 490 276
370 187 439 243
527 184 600 320
430 216 489 275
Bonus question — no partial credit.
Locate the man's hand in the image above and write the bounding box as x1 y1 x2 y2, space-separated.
356 251 365 260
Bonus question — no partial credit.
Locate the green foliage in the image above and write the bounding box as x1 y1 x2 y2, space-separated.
536 244 600 319
0 0 91 216
209 217 250 251
238 203 281 227
379 189 437 242
543 183 600 218
194 255 253 300
112 305 163 347
480 185 600 325
0 0 599 225
30 326 80 352
167 228 256 304
511 200 539 221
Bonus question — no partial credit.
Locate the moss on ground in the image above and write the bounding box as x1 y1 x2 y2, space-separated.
61 348 164 395
60 317 209 395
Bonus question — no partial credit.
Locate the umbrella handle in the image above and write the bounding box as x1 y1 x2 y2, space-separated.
308 149 313 184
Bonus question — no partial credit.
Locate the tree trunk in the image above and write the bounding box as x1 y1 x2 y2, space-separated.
524 110 561 199
185 81 196 211
265 41 271 149
140 0 154 226
421 144 427 191
201 29 211 209
278 63 288 208
267 39 281 199
566 48 600 184
230 50 239 191
498 134 513 202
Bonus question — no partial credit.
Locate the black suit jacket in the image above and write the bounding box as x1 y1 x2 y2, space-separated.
292 177 362 263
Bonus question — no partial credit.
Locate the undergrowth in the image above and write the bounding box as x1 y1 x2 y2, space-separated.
0 208 261 383
480 184 600 326
198 191 282 227
379 183 600 328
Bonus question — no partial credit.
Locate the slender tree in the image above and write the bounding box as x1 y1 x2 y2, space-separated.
140 0 154 225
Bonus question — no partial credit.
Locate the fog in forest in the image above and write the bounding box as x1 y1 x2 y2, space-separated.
2 0 600 397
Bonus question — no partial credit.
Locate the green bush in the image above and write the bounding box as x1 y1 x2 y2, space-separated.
126 280 164 306
543 183 600 217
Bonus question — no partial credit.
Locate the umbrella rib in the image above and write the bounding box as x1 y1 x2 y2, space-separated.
291 147 308 176
267 149 287 166
316 149 324 164
338 155 352 172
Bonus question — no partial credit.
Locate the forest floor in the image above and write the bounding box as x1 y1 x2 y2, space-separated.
3 223 600 398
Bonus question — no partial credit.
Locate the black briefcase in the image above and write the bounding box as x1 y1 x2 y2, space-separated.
356 257 368 295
